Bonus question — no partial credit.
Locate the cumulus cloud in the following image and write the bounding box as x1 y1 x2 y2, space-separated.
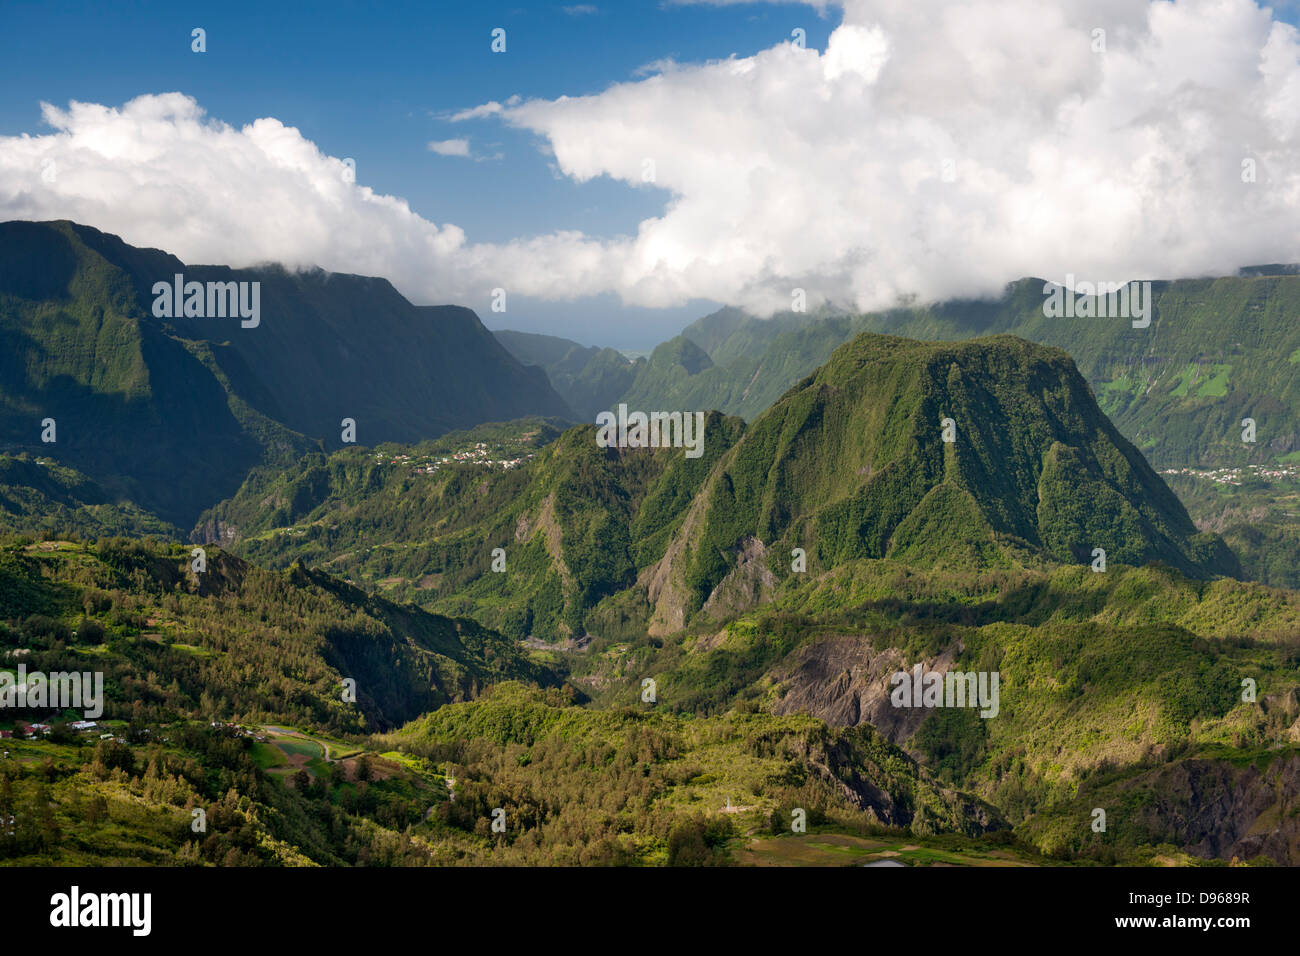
486 0 1300 311
0 93 479 297
4 0 1300 317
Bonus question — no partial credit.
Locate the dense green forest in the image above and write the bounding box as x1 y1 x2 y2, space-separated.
0 536 1017 866
4 533 1296 865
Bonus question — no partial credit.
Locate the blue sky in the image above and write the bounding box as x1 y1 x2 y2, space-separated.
0 0 836 348
4 1 1300 350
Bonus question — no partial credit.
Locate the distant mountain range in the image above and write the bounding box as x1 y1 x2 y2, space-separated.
8 219 1297 532
512 278 1300 471
493 329 642 421
0 221 573 525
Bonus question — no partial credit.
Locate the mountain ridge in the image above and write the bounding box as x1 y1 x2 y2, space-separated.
193 330 1237 646
0 220 575 524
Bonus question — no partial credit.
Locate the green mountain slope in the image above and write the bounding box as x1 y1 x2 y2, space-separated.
1162 466 1300 590
0 536 554 732
493 329 642 422
382 681 1005 864
570 555 1300 863
633 276 1300 471
199 334 1233 647
0 220 574 526
3 330 1295 865
0 454 176 538
0 539 1012 866
648 333 1234 629
197 414 746 642
621 314 844 420
0 534 553 867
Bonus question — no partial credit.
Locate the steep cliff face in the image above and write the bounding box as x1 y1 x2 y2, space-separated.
772 647 1300 863
1139 753 1300 863
1018 749 1300 866
0 220 573 524
781 723 1007 835
768 635 964 742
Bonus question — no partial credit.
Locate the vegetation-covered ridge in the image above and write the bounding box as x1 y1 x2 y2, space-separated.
494 329 644 422
581 276 1300 475
193 333 1235 648
662 333 1236 626
0 540 1021 866
565 557 1300 864
0 220 573 526
0 536 555 734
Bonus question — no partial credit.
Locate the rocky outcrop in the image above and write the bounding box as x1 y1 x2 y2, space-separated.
700 535 777 621
1122 752 1300 865
191 517 239 547
768 634 965 746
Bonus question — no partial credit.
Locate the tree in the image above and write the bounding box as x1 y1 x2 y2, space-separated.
85 794 109 825
667 818 712 866
35 784 60 849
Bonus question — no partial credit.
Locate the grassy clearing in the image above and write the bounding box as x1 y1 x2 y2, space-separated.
1195 363 1232 397
315 735 362 760
168 642 215 658
250 741 288 770
261 725 362 760
1168 362 1232 399
275 737 323 760
1169 364 1198 398
736 831 1043 867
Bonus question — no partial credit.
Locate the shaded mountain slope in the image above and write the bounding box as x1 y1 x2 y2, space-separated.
0 220 573 525
494 329 642 421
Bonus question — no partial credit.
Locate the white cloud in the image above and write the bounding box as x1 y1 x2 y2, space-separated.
428 138 471 157
487 0 1300 312
820 23 888 82
4 0 1300 318
631 57 678 78
0 93 475 295
563 4 599 14
447 99 515 122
